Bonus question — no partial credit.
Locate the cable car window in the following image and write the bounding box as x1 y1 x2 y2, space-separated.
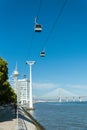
40 51 45 57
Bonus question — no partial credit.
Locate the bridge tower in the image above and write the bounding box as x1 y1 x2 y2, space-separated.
73 96 75 102
58 88 62 102
79 96 82 102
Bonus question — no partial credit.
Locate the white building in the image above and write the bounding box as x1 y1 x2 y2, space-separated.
17 78 29 105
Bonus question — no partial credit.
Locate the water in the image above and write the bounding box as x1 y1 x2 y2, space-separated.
29 102 87 130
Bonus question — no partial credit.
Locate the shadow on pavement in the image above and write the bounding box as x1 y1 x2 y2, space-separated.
0 105 16 122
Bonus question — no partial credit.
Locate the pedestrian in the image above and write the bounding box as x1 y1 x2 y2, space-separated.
14 103 17 115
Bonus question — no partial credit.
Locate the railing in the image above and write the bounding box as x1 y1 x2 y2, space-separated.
22 107 45 130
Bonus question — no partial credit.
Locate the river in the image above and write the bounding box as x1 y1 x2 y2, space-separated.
29 102 87 130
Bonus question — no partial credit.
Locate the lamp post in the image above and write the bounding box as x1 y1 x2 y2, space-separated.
13 65 19 130
26 61 35 110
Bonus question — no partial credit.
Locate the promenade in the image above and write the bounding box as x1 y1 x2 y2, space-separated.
0 105 45 130
0 105 16 130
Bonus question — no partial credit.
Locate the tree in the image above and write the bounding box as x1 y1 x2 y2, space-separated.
0 57 16 104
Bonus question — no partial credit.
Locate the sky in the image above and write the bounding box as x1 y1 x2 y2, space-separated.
0 0 87 97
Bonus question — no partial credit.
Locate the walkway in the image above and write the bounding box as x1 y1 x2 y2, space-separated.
0 105 16 130
0 105 44 130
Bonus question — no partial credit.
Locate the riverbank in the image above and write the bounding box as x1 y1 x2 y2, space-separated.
0 104 45 130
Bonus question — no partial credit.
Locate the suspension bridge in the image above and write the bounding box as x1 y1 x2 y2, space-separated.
33 88 87 103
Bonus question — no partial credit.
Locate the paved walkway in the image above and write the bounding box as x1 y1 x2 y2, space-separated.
0 105 43 130
0 105 16 130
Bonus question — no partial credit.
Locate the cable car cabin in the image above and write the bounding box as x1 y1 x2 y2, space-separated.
34 24 42 32
40 51 45 57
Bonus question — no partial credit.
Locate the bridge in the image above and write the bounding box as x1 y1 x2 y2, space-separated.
33 95 87 103
33 88 87 103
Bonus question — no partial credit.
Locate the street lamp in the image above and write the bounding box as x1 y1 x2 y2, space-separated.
26 61 35 110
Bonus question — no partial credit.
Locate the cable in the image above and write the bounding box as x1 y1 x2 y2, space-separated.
26 0 42 61
41 0 68 52
36 0 42 20
26 0 68 64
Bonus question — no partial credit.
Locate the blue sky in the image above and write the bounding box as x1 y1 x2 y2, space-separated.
0 0 87 97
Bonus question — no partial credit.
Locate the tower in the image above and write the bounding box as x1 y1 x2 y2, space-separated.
26 60 35 110
13 64 19 94
79 96 82 102
58 88 62 102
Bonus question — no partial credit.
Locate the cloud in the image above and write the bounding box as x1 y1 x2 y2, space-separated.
32 82 87 97
65 84 87 96
66 84 87 89
32 82 61 96
33 82 58 89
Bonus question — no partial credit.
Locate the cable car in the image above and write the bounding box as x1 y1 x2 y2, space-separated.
34 17 42 32
34 24 42 32
40 51 45 57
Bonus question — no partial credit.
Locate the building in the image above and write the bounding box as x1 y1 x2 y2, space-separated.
17 78 29 105
10 66 30 106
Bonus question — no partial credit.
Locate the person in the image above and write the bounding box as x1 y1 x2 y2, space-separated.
14 103 17 115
